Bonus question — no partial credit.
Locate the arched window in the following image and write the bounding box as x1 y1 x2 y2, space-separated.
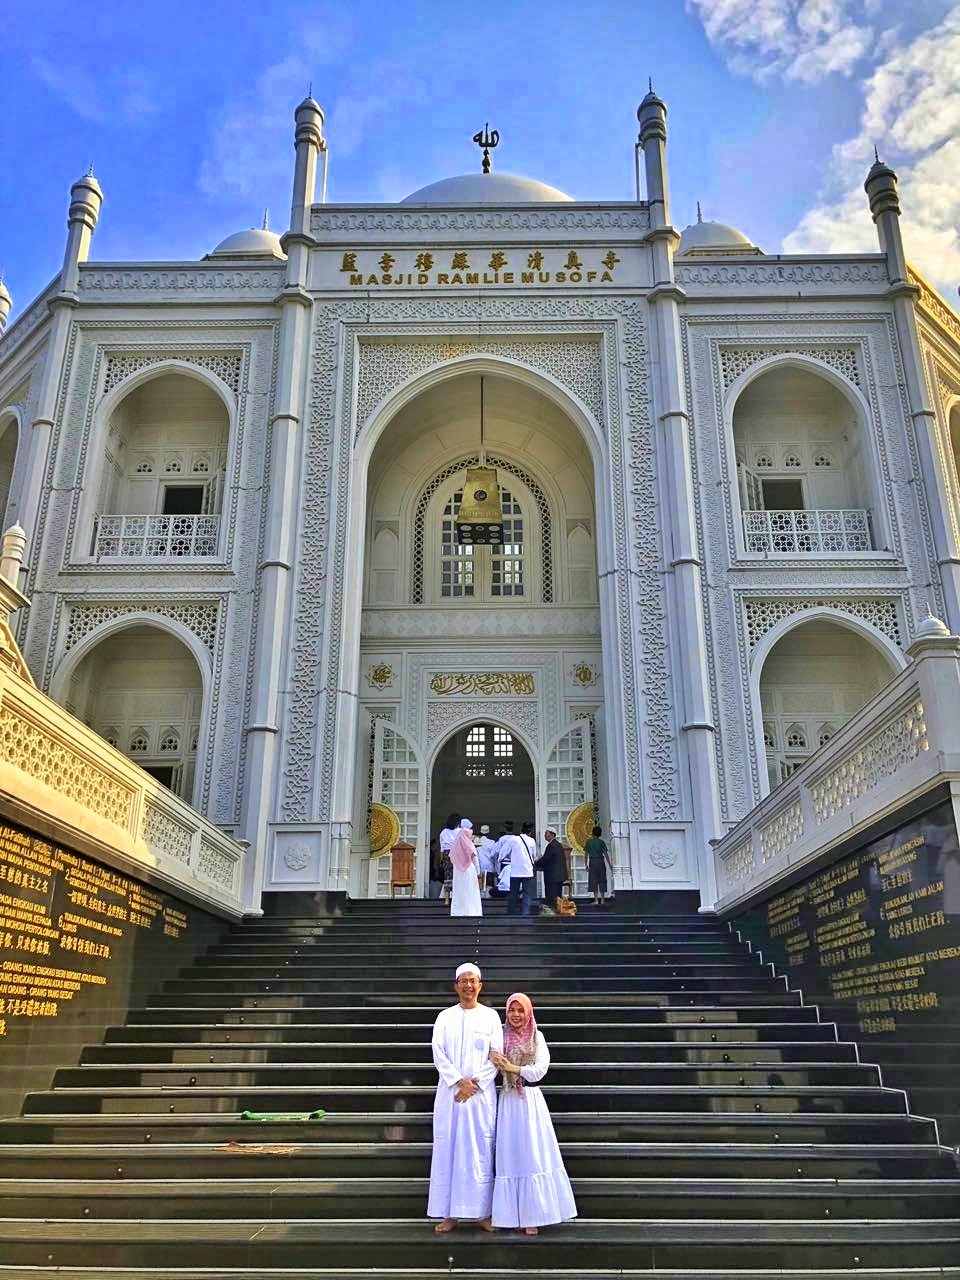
414 457 552 604
439 485 525 600
458 725 516 779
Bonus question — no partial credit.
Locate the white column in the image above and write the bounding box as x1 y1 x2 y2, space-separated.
18 173 102 568
239 98 324 909
638 90 722 906
865 158 960 633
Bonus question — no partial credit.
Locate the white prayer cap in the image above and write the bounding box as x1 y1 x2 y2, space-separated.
480 824 490 834
455 962 481 980
460 817 473 829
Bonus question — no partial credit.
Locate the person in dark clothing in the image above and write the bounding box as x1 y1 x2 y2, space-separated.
537 829 568 907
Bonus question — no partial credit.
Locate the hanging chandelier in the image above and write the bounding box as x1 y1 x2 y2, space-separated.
455 376 503 545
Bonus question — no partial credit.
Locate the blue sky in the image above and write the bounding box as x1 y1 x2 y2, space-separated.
2 0 959 319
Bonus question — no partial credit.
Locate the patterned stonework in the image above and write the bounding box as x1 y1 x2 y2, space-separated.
356 338 604 429
196 837 238 890
719 344 861 391
744 596 902 653
141 801 192 864
426 698 540 750
311 208 651 236
758 801 803 863
811 700 928 824
63 601 219 654
677 260 887 290
0 705 133 827
103 349 243 396
281 295 671 827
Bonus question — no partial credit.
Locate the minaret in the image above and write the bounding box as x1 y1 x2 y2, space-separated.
240 96 324 906
17 170 103 590
866 155 960 633
636 87 724 906
0 278 12 335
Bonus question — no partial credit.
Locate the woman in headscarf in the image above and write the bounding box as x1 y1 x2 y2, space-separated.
449 818 483 917
488 993 577 1234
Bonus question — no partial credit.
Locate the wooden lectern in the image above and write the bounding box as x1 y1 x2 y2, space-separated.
390 840 415 897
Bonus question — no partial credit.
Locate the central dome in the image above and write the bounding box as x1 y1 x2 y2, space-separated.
402 172 572 205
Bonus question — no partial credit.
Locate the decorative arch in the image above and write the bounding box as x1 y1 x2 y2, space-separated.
0 406 23 530
724 352 885 556
411 454 554 604
355 353 605 475
748 605 905 797
723 350 868 417
51 609 214 704
76 360 237 563
427 712 540 773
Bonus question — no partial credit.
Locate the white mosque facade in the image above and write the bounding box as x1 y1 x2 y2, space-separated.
2 92 960 910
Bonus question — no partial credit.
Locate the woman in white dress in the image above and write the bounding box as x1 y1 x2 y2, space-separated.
489 992 577 1235
449 818 483 918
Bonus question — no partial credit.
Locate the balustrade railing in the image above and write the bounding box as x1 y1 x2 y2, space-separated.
94 513 220 559
711 633 960 913
743 508 871 553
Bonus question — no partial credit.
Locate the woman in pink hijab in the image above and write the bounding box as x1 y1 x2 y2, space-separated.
489 993 577 1233
449 818 483 917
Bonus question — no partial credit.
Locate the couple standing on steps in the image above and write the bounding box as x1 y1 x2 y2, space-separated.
427 961 577 1237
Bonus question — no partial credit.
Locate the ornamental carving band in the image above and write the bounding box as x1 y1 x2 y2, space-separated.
429 672 535 696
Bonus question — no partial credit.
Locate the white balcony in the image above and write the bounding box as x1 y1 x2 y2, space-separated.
742 508 871 554
94 513 220 560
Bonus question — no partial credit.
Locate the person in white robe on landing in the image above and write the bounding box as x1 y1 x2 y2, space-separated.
449 818 483 918
489 992 577 1234
428 962 503 1232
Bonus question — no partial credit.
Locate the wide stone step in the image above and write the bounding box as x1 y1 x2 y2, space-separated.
53 1060 879 1089
159 976 785 995
23 1083 909 1116
144 987 796 1007
184 961 764 979
1 1141 954 1181
124 1000 814 1023
81 1039 858 1066
1 1109 936 1145
3 1216 959 1269
104 1018 840 1044
3 1176 958 1221
2 1268 958 1280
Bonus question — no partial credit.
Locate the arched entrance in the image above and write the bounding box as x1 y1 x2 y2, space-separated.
59 622 206 805
430 722 535 847
344 361 610 901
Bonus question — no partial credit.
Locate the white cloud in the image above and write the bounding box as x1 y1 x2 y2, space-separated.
783 7 960 295
687 0 874 83
32 56 158 125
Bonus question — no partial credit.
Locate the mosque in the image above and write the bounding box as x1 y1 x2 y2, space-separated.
1 90 959 913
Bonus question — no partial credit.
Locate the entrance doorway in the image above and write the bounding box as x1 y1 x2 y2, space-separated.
430 723 535 848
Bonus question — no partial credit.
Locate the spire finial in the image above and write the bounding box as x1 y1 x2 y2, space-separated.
86 162 95 177
262 208 270 231
696 200 703 223
308 81 313 98
874 143 880 164
648 76 653 93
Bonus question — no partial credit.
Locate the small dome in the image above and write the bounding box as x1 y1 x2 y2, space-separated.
677 217 760 257
402 172 572 205
207 227 286 260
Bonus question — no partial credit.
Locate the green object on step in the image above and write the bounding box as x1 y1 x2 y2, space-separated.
240 1109 327 1121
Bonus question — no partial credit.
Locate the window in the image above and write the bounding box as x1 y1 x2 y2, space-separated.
162 484 206 515
440 486 525 601
458 725 515 779
412 457 552 604
760 477 805 510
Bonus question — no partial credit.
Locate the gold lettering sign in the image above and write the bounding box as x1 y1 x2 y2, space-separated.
0 821 190 1037
429 672 535 696
337 247 622 289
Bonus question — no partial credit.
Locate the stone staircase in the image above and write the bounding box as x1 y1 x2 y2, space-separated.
1 897 959 1279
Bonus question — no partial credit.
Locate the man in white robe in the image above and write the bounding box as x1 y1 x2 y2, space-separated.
428 962 504 1232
